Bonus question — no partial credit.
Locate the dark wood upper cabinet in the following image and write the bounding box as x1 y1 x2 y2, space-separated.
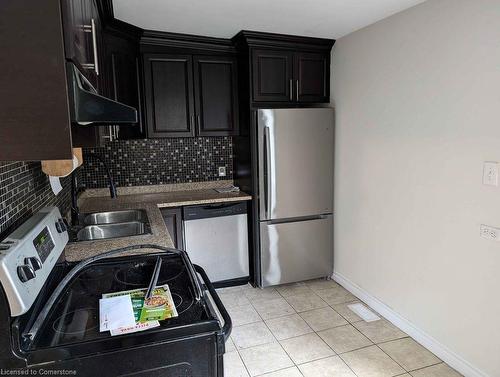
143 54 196 138
251 49 293 102
102 25 144 140
250 48 330 104
140 32 240 138
193 56 239 136
294 52 329 103
61 0 101 90
0 0 73 160
233 31 334 106
72 18 143 147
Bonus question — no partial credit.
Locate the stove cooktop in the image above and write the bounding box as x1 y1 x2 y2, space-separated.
30 253 213 349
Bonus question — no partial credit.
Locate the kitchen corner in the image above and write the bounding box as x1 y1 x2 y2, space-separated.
64 181 252 261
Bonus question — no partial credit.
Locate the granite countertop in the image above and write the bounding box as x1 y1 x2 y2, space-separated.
64 183 251 262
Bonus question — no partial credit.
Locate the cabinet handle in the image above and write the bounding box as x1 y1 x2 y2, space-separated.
102 126 114 142
135 58 143 135
196 115 201 129
289 79 293 101
190 115 195 129
90 19 99 75
80 63 95 70
296 80 299 101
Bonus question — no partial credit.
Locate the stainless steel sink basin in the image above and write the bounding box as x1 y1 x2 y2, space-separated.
83 209 148 225
71 209 151 242
76 221 149 241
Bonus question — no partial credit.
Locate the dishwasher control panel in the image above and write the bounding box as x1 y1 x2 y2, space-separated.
183 202 247 221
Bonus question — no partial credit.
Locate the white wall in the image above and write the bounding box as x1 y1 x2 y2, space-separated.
331 1 500 376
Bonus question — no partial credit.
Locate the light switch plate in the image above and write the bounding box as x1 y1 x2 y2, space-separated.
483 162 498 186
218 166 226 177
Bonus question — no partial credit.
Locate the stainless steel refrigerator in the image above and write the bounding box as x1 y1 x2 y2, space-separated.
257 108 334 287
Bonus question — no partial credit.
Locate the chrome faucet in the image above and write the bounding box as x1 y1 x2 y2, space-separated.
71 153 117 225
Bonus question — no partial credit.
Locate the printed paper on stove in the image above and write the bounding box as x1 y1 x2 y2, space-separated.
101 284 178 335
99 295 136 332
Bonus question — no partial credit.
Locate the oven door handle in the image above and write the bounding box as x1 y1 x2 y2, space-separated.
194 265 232 342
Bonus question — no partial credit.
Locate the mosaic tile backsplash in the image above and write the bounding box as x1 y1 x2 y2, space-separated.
81 137 233 188
0 161 71 239
0 137 232 237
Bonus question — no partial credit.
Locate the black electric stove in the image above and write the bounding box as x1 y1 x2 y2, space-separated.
1 248 232 376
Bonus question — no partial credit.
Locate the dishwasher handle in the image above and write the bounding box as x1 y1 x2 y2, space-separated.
183 201 247 221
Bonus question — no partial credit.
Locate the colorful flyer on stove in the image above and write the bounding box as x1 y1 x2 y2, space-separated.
102 284 178 323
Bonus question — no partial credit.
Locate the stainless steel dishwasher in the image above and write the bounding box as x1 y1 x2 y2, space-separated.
183 202 249 284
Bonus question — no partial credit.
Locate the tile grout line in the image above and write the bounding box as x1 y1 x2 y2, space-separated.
224 282 451 377
337 351 365 377
319 295 384 377
248 289 298 373
374 338 446 374
373 341 411 375
235 286 281 376
243 285 333 376
225 285 262 377
405 361 447 375
337 315 408 376
225 282 365 375
239 282 363 376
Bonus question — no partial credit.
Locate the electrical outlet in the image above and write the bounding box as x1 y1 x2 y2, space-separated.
218 166 226 177
483 162 498 186
480 224 500 241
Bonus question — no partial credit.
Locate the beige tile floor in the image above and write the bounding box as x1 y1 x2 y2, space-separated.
217 279 462 377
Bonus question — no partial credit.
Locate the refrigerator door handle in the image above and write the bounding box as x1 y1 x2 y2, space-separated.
263 126 272 218
268 214 331 225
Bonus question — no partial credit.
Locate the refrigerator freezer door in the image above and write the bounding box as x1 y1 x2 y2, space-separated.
257 108 334 221
259 215 333 287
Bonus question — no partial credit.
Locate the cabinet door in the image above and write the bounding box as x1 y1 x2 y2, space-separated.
61 0 86 69
0 0 73 160
104 32 144 139
251 49 293 102
83 0 100 89
193 56 239 136
160 208 184 250
112 55 144 139
143 54 195 138
62 0 100 89
294 51 329 103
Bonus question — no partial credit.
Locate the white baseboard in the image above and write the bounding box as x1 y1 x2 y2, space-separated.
332 272 488 377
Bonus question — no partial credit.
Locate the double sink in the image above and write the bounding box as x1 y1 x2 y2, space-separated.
73 209 151 242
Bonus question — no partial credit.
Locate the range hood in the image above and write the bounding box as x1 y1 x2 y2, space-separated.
67 63 137 125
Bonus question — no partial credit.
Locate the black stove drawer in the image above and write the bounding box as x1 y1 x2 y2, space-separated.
28 334 220 377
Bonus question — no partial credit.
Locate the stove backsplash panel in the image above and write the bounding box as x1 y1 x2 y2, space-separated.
81 137 233 188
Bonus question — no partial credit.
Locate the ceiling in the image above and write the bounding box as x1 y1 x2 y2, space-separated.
113 0 427 40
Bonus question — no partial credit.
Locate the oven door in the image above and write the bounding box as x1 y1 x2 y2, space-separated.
28 333 220 377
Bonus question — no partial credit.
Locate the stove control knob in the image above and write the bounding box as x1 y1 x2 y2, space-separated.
25 257 42 271
58 218 67 232
17 265 36 283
